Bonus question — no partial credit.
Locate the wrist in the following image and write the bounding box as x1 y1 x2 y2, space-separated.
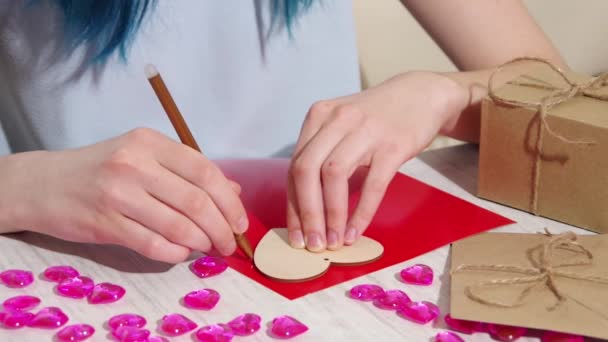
430 72 471 135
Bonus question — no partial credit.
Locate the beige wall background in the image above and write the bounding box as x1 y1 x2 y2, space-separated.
352 0 608 149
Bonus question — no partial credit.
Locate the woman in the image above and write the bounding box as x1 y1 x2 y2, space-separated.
0 1 563 262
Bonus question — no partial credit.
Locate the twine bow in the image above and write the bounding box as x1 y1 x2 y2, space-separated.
488 57 608 214
453 230 608 312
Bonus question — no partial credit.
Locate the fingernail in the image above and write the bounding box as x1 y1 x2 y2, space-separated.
237 216 249 234
327 230 339 249
288 230 305 249
305 233 324 252
345 227 358 244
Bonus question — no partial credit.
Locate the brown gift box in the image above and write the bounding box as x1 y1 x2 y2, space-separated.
478 58 608 233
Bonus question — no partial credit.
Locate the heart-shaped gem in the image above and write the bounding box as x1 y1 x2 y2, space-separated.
57 276 94 298
191 256 228 278
56 324 95 341
397 301 440 324
28 307 69 328
0 310 34 328
2 295 41 311
349 284 385 301
0 269 34 288
112 326 150 342
373 289 411 309
43 266 80 283
227 313 261 336
270 315 308 339
183 289 220 310
399 264 433 285
487 324 527 341
541 331 585 342
435 331 465 342
255 228 383 281
160 313 197 336
195 324 234 342
108 313 147 331
444 314 483 334
88 282 125 304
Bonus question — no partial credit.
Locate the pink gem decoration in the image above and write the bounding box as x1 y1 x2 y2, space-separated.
88 282 125 304
400 264 433 285
3 295 41 311
541 331 585 342
191 256 228 278
160 313 198 336
56 324 95 341
148 336 170 342
397 301 440 324
227 313 262 336
0 269 34 288
43 265 80 283
487 324 528 342
112 326 150 342
0 310 34 328
444 314 484 334
349 284 385 301
57 276 94 298
435 331 465 342
195 324 234 342
108 313 147 331
184 289 220 310
373 289 411 310
28 306 69 329
270 315 308 339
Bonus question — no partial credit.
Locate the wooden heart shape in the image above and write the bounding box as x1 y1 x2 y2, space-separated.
254 228 384 282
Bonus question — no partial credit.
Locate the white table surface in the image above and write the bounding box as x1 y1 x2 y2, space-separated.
0 144 600 342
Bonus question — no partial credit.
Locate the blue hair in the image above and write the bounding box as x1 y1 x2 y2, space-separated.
50 0 314 62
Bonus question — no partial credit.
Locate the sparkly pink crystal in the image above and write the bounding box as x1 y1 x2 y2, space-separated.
43 265 80 283
148 336 169 342
191 256 228 278
0 269 34 288
373 289 411 310
435 331 465 342
108 313 147 331
349 284 385 301
399 264 433 285
397 301 440 324
112 326 150 342
56 324 95 341
0 310 34 328
160 313 198 336
195 324 234 342
227 313 261 336
184 289 220 310
444 314 483 334
88 282 125 304
487 324 527 341
2 295 41 311
270 315 308 339
28 306 69 328
57 276 94 298
541 331 585 342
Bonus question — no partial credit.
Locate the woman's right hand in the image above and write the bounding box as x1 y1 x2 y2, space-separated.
0 128 248 263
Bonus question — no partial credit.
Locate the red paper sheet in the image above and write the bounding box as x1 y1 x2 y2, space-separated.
216 159 512 300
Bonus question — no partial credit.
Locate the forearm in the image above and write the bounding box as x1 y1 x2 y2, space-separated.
0 152 41 234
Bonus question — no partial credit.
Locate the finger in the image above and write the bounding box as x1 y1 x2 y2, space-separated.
346 148 404 245
321 131 373 250
291 111 358 251
292 101 334 157
286 172 305 248
111 214 191 264
229 180 242 195
154 136 249 234
113 180 214 253
140 163 236 255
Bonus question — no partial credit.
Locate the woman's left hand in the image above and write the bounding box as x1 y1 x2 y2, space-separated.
286 71 468 251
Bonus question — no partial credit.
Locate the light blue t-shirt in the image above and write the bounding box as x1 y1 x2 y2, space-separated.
0 1 360 158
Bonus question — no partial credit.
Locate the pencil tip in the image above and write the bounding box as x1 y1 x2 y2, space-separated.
144 64 159 78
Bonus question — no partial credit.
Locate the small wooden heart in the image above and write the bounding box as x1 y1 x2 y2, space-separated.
253 228 384 282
